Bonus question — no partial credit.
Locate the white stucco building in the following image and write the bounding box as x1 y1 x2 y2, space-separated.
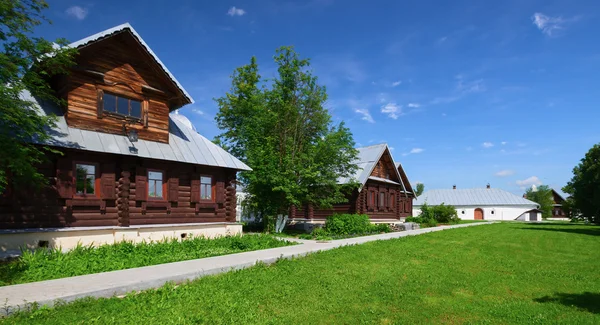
413 186 542 221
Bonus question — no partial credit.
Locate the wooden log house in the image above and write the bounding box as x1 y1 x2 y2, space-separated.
0 24 250 251
292 144 415 224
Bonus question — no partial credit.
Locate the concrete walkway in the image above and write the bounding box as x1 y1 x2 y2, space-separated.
0 222 494 315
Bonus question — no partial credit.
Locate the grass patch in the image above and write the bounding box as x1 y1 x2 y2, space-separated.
0 234 295 286
3 222 600 324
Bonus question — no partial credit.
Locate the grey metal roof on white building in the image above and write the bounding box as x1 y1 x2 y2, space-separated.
67 23 194 105
24 91 251 171
415 188 539 207
338 143 409 193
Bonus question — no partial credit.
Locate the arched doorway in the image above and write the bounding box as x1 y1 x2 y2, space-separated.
474 208 484 220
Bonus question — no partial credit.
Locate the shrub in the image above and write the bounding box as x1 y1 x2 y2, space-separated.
325 214 371 235
418 202 459 224
370 223 391 233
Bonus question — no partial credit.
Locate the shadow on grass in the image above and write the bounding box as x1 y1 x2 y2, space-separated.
520 226 600 237
535 292 600 314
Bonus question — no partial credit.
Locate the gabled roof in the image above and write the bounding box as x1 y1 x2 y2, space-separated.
338 143 411 194
551 188 569 201
395 162 415 196
23 90 250 171
415 188 539 207
67 23 193 106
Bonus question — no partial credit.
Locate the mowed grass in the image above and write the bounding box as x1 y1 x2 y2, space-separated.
3 222 600 324
0 234 294 286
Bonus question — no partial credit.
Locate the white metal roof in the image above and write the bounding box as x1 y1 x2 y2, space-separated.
415 188 539 207
24 91 250 171
67 23 194 105
338 144 410 194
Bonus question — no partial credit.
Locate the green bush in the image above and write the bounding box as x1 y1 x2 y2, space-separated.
370 223 391 233
324 214 371 235
418 202 459 224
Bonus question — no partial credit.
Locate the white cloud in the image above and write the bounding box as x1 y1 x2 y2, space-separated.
380 102 402 119
65 6 88 20
501 141 507 145
191 108 204 115
531 12 580 36
456 75 485 93
407 103 420 108
516 176 542 188
227 6 246 16
354 108 374 123
410 148 424 154
391 80 402 87
482 142 494 148
389 147 395 151
495 170 515 177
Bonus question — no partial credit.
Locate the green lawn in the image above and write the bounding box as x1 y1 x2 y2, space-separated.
3 222 600 324
0 234 294 286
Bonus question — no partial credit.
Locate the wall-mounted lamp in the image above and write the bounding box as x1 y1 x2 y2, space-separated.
123 124 139 143
128 129 138 142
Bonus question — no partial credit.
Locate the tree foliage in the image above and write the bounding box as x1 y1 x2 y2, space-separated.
563 143 600 223
524 185 553 219
0 0 76 192
215 46 359 224
415 183 424 197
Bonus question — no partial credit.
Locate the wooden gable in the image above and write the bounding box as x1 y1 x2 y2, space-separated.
370 148 401 183
396 163 414 196
62 30 188 144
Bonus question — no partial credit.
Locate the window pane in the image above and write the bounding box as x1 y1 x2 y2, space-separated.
117 96 129 116
103 94 117 113
149 181 156 197
86 175 95 194
201 184 211 200
76 175 85 194
130 100 141 118
201 176 211 185
148 171 162 181
156 180 163 198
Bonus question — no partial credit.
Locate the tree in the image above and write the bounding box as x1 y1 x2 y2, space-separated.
415 183 424 197
215 46 359 231
524 185 553 219
563 143 600 224
0 0 76 193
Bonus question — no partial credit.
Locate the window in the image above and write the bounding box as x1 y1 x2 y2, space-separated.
379 192 385 208
390 193 395 208
75 163 96 195
491 210 495 215
148 170 163 199
103 93 142 119
201 176 212 200
368 191 375 207
461 210 465 214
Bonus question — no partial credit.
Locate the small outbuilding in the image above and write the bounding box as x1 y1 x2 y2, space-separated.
413 185 542 221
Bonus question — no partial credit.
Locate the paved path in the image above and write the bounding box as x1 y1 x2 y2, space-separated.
0 222 494 315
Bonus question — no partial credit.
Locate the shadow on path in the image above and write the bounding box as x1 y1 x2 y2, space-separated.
534 292 600 314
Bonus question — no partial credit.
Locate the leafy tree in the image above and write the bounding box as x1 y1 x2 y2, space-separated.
215 47 359 231
0 0 76 193
563 143 600 223
524 185 553 219
415 183 424 196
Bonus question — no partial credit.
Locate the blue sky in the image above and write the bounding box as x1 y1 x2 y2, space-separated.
40 0 600 194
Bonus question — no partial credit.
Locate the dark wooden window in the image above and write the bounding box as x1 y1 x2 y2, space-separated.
103 93 142 119
379 192 385 208
390 193 395 208
201 176 212 200
75 163 96 196
148 170 164 199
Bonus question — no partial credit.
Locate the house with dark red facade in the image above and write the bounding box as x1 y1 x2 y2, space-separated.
0 24 250 251
292 144 415 224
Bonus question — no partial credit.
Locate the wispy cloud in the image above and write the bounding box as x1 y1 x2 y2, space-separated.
380 102 402 119
482 142 494 148
407 103 421 108
191 108 205 115
501 141 507 145
531 12 579 36
389 147 395 151
402 147 424 156
391 80 402 87
313 55 366 86
66 6 88 20
227 6 246 16
354 108 374 123
495 170 515 177
430 75 485 105
516 176 542 189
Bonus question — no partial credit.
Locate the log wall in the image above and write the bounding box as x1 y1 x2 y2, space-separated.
0 149 237 229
